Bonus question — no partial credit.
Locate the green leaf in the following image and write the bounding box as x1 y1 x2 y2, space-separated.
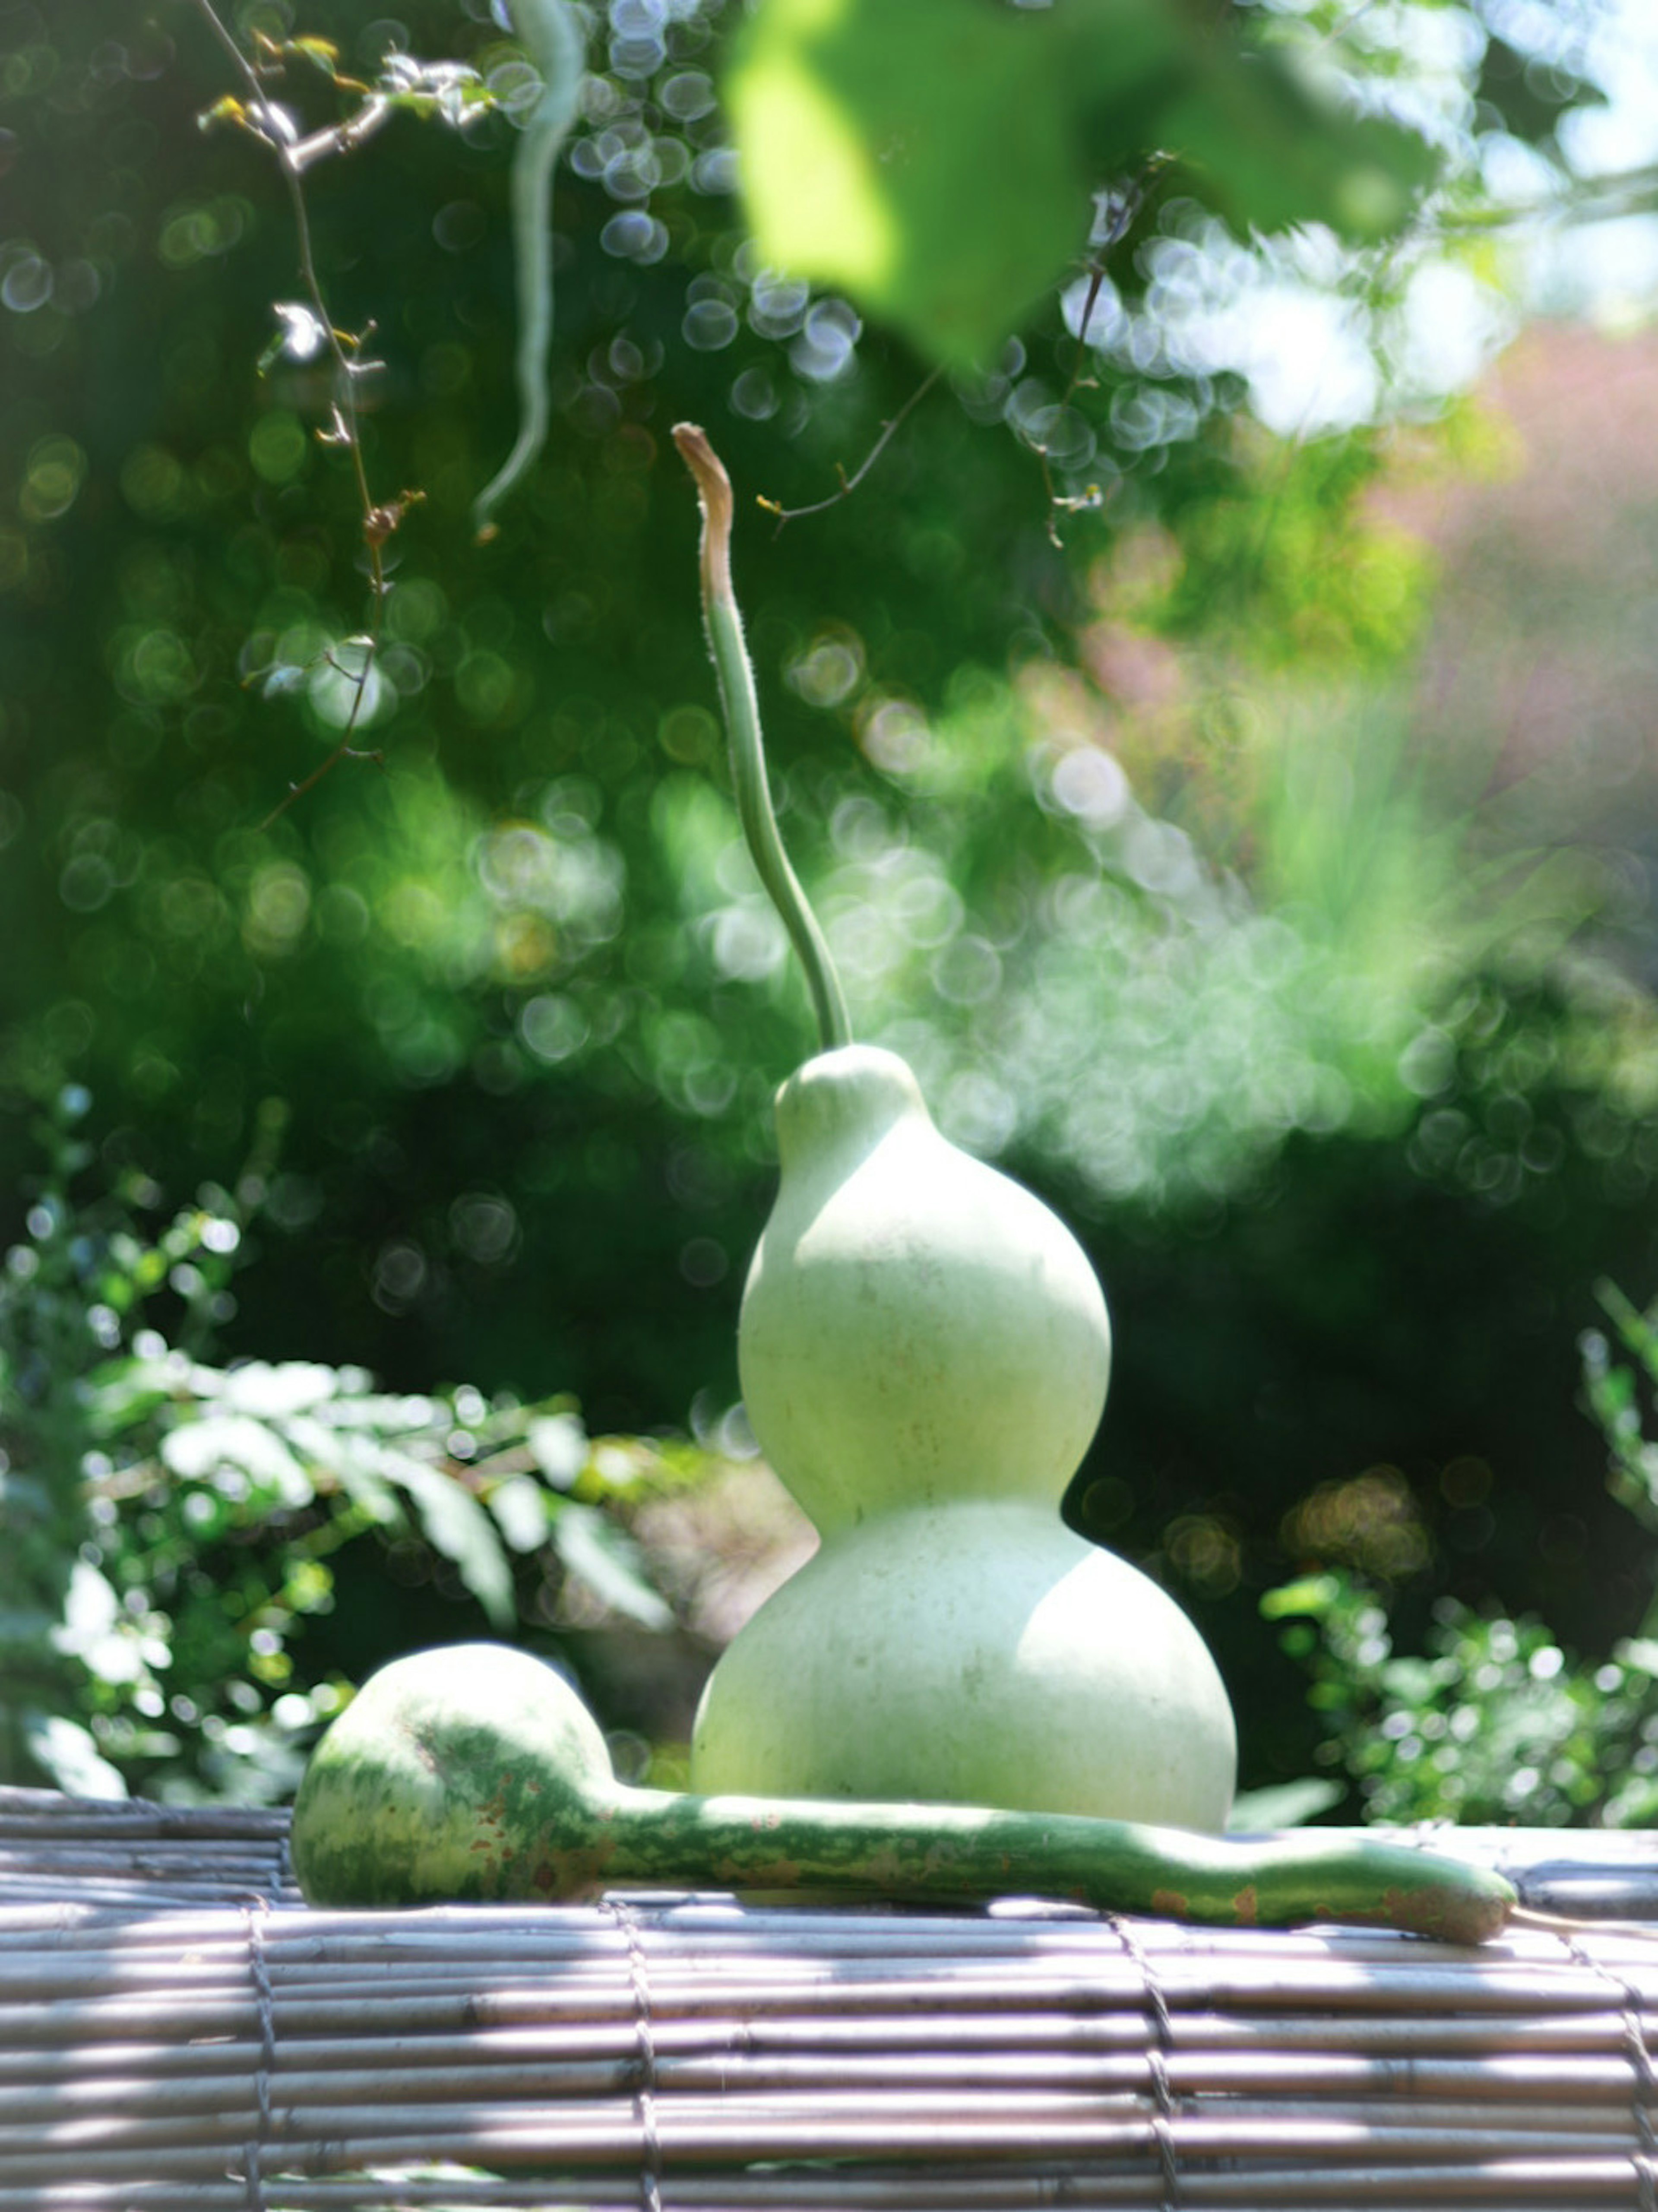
487 1472 553 1554
527 1411 589 1488
286 1421 402 1525
22 1712 127 1799
1155 51 1440 244
727 0 1439 365
370 1448 517 1628
160 1414 315 1509
1598 1278 1658 1373
213 1361 347 1420
79 1355 179 1440
1226 1776 1344 1830
728 0 1138 365
551 1502 672 1630
1259 1573 1341 1621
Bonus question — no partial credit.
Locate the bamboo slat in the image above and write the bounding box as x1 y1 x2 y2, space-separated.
6 1794 1658 2208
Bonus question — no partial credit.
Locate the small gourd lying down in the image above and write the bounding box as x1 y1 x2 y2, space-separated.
291 1644 1514 1945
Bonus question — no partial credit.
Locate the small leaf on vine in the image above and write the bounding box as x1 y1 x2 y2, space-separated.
289 37 353 80
197 94 249 133
380 54 487 126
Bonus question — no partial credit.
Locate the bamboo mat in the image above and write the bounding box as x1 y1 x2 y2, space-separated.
7 1789 1658 2210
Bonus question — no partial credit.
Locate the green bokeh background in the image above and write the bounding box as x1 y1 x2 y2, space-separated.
6 0 1658 1801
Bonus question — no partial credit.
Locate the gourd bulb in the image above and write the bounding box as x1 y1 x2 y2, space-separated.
692 1501 1237 1828
291 1643 620 1905
696 1041 1238 1831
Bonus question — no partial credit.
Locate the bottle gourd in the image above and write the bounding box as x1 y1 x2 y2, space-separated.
674 427 1236 1829
291 1643 1513 1943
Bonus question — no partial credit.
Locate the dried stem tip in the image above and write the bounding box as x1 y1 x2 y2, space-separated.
673 421 735 604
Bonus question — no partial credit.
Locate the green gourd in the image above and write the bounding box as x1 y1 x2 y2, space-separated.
291 1643 1514 1943
672 425 1235 1826
691 1046 1237 1825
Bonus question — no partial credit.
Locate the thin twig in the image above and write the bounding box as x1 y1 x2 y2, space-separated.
188 0 397 827
758 364 944 533
256 742 388 830
1035 160 1166 548
288 95 396 174
1035 261 1110 551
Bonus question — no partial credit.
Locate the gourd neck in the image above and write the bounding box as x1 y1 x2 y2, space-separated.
605 1779 1091 1899
590 1785 1512 1941
773 1045 929 1181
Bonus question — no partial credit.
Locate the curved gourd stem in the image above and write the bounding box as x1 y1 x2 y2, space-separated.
604 1786 1515 1946
673 423 853 1054
473 0 585 543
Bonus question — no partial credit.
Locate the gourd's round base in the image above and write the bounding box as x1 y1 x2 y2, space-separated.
690 1502 1237 1831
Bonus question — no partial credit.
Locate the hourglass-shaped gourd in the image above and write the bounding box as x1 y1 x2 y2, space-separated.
690 1044 1236 1823
674 427 1236 1830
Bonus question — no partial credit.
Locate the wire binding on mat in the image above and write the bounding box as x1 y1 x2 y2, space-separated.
1108 1915 1181 2212
269 1820 291 1907
238 1896 277 2212
604 1894 664 2212
1563 1926 1658 2212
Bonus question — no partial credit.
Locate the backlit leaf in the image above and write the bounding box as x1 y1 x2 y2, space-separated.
728 0 1440 364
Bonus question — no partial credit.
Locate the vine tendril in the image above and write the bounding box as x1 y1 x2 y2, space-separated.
473 0 586 542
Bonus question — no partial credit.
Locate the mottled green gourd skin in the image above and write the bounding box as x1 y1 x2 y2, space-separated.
291 1643 623 1906
690 1046 1238 1828
291 1644 1515 1943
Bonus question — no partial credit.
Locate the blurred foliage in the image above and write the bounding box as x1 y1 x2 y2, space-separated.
0 1087 717 1799
1259 1282 1658 1828
3 0 1658 1805
1262 1569 1658 1829
1582 1281 1658 1573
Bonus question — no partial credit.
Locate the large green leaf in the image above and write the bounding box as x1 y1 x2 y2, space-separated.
727 0 1440 365
1154 50 1440 244
727 0 1156 365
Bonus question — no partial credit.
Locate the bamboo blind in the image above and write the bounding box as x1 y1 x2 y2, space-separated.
7 1787 1658 2209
